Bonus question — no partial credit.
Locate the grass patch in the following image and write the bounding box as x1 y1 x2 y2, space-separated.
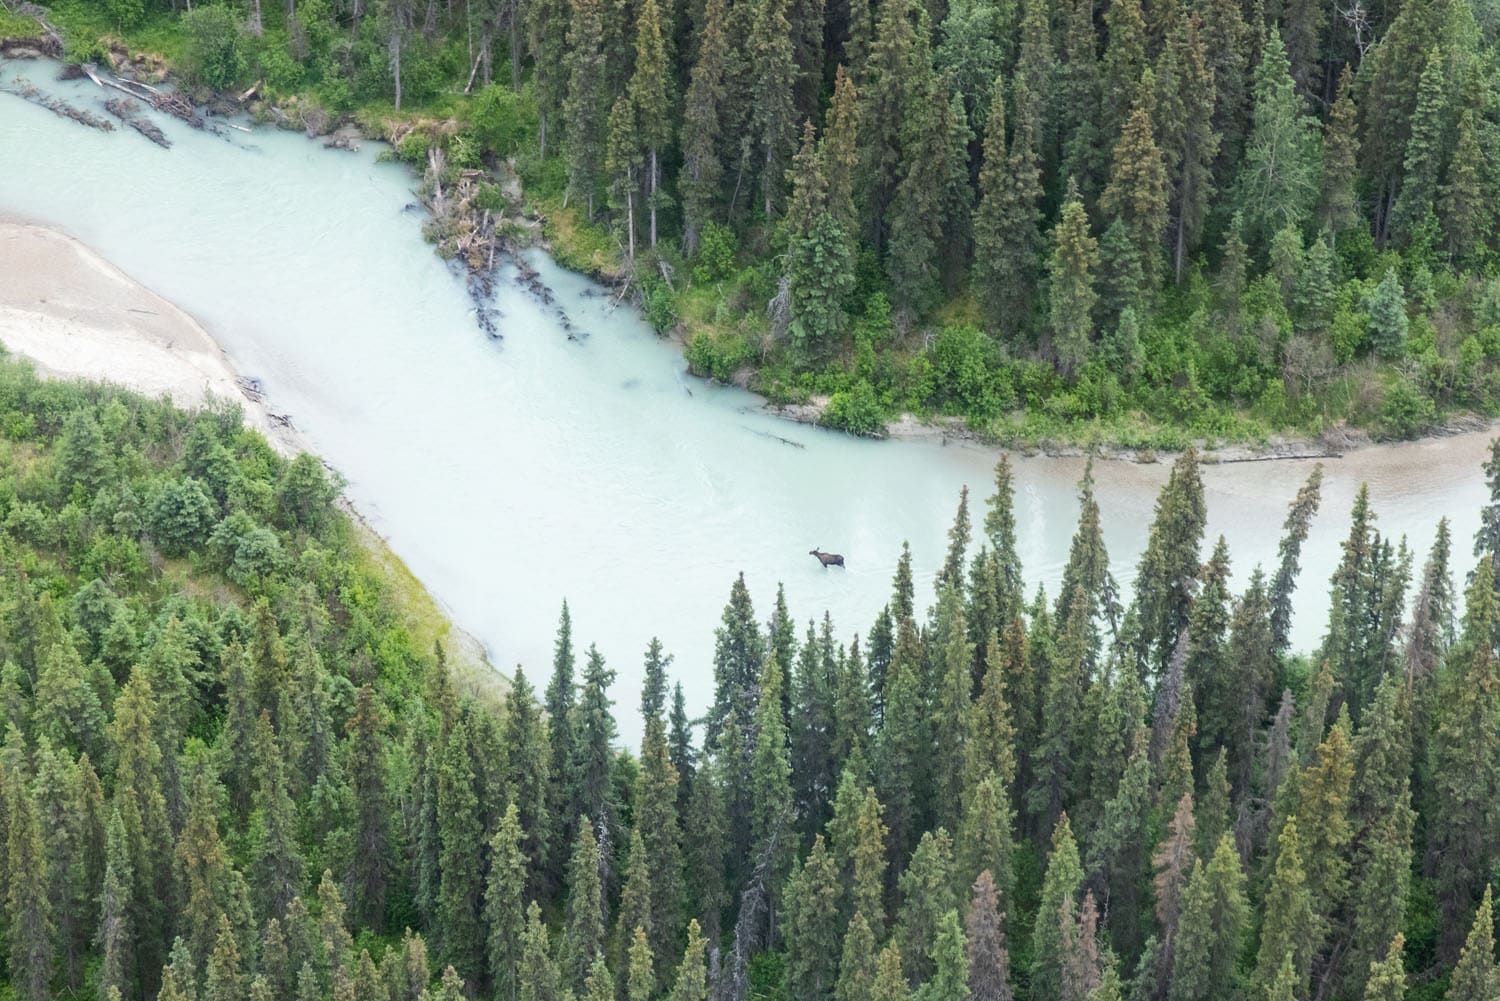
0 5 44 38
351 518 507 711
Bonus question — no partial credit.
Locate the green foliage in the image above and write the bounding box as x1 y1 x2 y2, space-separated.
470 84 540 159
181 5 247 90
821 380 888 436
693 224 738 283
639 272 679 333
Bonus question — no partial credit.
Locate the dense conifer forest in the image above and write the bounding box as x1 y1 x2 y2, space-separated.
2 343 1500 1001
11 0 1500 442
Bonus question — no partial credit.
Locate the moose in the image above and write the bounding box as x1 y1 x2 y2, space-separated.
809 548 846 569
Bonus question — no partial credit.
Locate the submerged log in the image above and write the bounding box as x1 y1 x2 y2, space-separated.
2 80 114 131
104 97 171 148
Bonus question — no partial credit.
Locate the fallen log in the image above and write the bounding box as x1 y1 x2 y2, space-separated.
238 80 261 103
104 97 172 148
2 80 114 132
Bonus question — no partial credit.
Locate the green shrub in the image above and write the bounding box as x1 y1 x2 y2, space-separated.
693 223 738 283
639 273 679 334
923 324 1005 419
821 380 887 436
685 331 754 383
469 83 539 159
1380 378 1437 439
181 5 246 90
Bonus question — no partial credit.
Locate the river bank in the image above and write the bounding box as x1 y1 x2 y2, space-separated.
0 217 503 705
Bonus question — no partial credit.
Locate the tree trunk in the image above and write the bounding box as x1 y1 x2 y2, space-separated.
626 180 636 259
390 31 403 109
249 0 264 34
509 19 522 91
287 0 295 18
649 147 659 248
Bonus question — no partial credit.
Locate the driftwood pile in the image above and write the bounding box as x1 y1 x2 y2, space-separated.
1 79 114 131
103 96 170 148
77 65 206 130
420 145 507 338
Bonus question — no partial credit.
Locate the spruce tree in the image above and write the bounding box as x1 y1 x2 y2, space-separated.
562 819 607 993
1032 814 1084 1001
748 0 798 217
1100 0 1146 146
545 603 577 886
966 870 1014 1001
98 807 135 1001
679 0 728 254
786 121 856 351
484 805 528 1001
1368 268 1409 361
1236 29 1317 246
1389 47 1449 246
1446 887 1496 1001
1440 110 1488 263
1168 836 1248 1001
571 645 618 836
8 783 54 1001
1319 65 1361 239
897 828 959 983
606 94 642 258
499 668 550 897
1049 184 1101 377
346 686 390 931
1161 14 1217 282
629 0 674 246
783 835 842 1000
563 0 608 217
1362 935 1406 1001
837 911 879 1001
1253 817 1316 999
667 920 708 1001
750 650 795 919
436 717 484 979
1430 556 1500 956
520 902 563 1001
920 909 971 1001
1133 449 1206 671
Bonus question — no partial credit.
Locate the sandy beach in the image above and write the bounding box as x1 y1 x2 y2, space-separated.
0 217 301 451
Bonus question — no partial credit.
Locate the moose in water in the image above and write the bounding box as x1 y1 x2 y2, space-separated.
810 548 846 569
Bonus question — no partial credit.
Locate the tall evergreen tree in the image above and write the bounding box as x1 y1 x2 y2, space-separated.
1429 556 1500 957
1049 184 1101 377
563 0 608 217
1236 29 1317 246
484 805 528 1001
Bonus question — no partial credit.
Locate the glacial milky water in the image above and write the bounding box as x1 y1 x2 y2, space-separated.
1 63 1492 740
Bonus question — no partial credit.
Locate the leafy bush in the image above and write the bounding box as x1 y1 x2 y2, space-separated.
685 331 754 383
181 5 246 89
639 273 679 334
821 380 887 436
923 324 1006 419
1380 378 1437 439
469 83 538 159
693 223 738 283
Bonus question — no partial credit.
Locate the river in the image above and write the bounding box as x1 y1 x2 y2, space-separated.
1 63 1491 741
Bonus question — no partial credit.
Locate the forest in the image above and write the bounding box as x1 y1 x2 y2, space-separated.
1 337 1499 1001
10 0 1500 443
